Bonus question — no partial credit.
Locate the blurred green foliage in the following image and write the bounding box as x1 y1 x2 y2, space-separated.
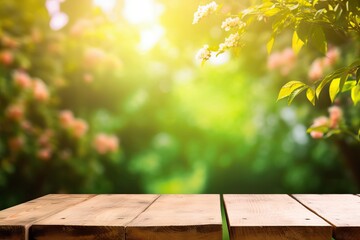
0 0 358 210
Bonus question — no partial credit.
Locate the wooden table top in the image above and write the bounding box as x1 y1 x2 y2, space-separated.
0 194 359 240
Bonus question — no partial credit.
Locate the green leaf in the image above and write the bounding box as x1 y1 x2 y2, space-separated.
292 31 304 55
297 0 312 7
339 72 348 92
296 21 310 43
263 7 281 17
329 77 340 102
267 36 275 54
306 87 316 105
309 26 327 54
351 82 360 105
325 129 341 138
277 81 307 101
288 85 308 105
307 125 329 133
288 3 299 11
316 77 338 97
342 80 357 92
356 68 360 81
316 67 347 97
349 59 360 69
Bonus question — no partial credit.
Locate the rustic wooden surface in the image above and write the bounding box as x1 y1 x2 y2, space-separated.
2 194 360 240
126 194 222 240
31 194 159 240
0 194 93 240
223 194 332 240
293 194 360 240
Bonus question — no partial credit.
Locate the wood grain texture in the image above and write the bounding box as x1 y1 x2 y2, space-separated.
224 194 332 240
294 194 360 240
126 194 222 240
0 194 93 240
31 194 159 240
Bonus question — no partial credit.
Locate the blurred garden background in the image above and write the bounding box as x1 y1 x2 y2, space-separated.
0 0 359 211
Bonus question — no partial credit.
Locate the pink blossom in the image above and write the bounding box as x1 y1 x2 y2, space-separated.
59 110 75 128
70 18 92 37
324 48 340 66
93 133 119 154
13 70 32 89
84 47 106 68
72 119 88 138
308 59 325 81
267 48 296 76
309 116 328 139
6 104 24 121
54 77 66 88
267 52 282 70
310 131 324 139
0 50 13 65
38 129 54 146
106 55 123 70
1 35 19 48
47 42 63 55
59 111 88 138
309 48 340 82
21 120 33 132
328 106 342 128
59 150 71 160
33 79 49 101
312 116 329 127
282 48 296 62
31 28 43 43
8 136 24 152
37 148 52 161
83 73 93 83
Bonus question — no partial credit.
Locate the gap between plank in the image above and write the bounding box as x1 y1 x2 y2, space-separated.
289 194 336 237
124 194 161 239
221 195 230 240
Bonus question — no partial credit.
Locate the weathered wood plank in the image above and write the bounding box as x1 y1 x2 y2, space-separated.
224 194 332 240
294 194 360 240
31 194 159 240
126 194 222 240
0 194 93 240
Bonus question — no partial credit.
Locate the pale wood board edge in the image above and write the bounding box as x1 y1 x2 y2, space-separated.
30 224 124 240
335 226 360 240
228 225 332 240
126 224 222 240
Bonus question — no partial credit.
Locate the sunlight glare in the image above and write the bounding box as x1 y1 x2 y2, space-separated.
123 0 163 25
93 0 116 12
138 26 164 52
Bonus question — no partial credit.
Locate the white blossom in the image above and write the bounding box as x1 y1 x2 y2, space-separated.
193 1 218 24
196 44 212 62
218 33 240 52
221 17 245 31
